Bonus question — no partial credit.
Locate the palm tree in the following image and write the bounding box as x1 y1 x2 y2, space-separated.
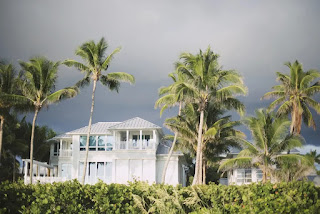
165 103 244 184
155 70 189 183
262 60 320 134
219 109 307 183
3 57 77 183
306 150 320 164
63 38 135 184
0 62 16 161
175 47 247 185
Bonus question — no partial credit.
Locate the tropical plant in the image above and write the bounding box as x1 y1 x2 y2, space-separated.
2 57 77 183
262 60 320 134
155 70 189 183
0 62 16 161
174 47 247 185
165 102 244 184
219 109 307 183
63 37 135 184
306 149 320 164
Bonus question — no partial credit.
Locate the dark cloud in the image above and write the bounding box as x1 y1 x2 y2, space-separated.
1 0 320 146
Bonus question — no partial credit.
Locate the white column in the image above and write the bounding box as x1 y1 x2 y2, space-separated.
126 130 129 149
59 139 62 156
113 131 116 150
153 130 156 149
24 161 28 184
140 130 142 149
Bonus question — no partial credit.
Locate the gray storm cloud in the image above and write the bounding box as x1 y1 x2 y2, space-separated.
0 0 319 145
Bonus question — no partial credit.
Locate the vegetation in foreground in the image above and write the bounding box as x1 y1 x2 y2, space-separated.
0 180 319 214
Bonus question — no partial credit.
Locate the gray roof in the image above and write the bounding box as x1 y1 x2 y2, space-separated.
51 117 162 140
156 142 182 155
67 122 121 135
228 147 300 155
51 133 71 140
109 117 161 129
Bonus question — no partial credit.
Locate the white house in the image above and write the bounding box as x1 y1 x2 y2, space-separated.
22 117 187 186
220 147 300 185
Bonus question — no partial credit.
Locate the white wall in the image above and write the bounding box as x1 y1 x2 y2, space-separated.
156 155 180 185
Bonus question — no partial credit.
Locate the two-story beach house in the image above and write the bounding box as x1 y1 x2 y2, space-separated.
22 117 187 186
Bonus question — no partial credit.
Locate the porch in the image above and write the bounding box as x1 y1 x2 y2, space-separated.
22 159 63 184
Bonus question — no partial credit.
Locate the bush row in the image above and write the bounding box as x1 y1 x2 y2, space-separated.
0 180 319 213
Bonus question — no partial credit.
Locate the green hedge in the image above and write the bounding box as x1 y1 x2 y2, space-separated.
0 180 319 213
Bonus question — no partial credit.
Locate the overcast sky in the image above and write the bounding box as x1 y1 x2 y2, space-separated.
1 0 319 147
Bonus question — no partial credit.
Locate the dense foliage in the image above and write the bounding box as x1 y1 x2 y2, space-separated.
0 180 319 213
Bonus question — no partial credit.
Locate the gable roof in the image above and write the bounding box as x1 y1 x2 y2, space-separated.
67 122 121 135
109 117 161 129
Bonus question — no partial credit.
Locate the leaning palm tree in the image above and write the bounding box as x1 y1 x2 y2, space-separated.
262 60 320 134
0 62 16 161
175 47 247 185
63 38 135 184
2 57 78 183
155 70 189 183
219 109 306 183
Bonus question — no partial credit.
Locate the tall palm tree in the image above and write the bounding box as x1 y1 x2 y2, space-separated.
63 38 135 184
165 102 244 184
0 62 16 161
3 57 78 183
219 109 306 183
155 70 189 183
175 47 247 185
262 60 320 134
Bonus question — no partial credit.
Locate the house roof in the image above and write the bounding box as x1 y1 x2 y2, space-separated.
51 133 71 140
109 117 161 129
50 117 162 141
156 142 183 155
227 147 300 155
67 122 121 135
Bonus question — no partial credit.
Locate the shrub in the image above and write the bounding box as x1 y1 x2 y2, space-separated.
0 180 319 213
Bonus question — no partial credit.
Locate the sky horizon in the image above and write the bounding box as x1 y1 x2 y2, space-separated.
1 0 319 148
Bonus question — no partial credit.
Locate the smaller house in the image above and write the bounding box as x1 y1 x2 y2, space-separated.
221 147 300 185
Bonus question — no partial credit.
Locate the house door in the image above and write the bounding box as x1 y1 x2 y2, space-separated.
61 164 72 179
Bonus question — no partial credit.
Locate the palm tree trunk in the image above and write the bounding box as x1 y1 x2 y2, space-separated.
192 109 204 186
0 116 4 162
29 107 39 184
81 79 97 185
199 146 203 184
161 102 182 184
202 160 206 184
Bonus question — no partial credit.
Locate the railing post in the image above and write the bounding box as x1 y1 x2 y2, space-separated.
140 130 142 149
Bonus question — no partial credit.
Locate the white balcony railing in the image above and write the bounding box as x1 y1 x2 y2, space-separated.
114 140 156 150
24 176 67 184
59 149 72 157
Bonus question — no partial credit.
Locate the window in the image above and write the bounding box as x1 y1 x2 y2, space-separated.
79 161 112 183
143 135 150 141
256 169 263 181
98 136 106 151
89 136 96 151
80 135 114 151
53 142 60 156
237 169 252 184
133 135 151 141
80 136 86 151
106 136 114 151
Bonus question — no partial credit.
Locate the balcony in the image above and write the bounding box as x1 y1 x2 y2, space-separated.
114 140 156 150
59 149 72 157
